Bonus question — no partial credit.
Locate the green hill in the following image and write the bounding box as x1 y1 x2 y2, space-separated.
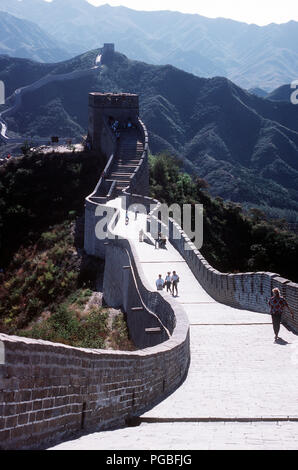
1 49 298 221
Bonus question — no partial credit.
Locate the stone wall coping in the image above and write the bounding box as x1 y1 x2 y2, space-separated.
0 329 187 358
287 282 298 288
273 277 292 284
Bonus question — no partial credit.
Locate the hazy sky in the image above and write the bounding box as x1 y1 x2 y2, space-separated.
87 0 298 25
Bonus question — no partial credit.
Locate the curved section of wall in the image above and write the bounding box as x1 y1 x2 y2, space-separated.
0 114 190 450
103 235 178 348
0 308 189 450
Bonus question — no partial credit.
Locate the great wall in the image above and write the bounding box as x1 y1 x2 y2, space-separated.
0 45 298 450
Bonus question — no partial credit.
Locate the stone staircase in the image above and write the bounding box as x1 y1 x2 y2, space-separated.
106 129 144 195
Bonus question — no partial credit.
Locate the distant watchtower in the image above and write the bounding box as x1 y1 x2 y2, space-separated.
101 43 115 65
88 92 139 153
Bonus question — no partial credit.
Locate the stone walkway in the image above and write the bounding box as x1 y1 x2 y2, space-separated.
50 421 298 450
49 201 298 450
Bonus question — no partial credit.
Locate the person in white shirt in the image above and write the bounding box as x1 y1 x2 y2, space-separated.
171 271 179 296
156 274 165 291
165 272 172 293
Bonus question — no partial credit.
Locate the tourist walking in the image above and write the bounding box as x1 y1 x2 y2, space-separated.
165 272 172 293
159 233 167 249
171 271 179 296
156 274 165 291
155 232 161 249
268 288 294 341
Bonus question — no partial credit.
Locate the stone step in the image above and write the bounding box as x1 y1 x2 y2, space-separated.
118 146 143 152
119 145 143 150
117 155 142 159
117 156 142 161
112 165 138 171
106 178 130 184
118 158 139 161
116 160 140 164
118 148 143 153
111 162 137 167
117 158 141 163
117 149 143 154
110 171 133 176
116 163 139 167
117 155 141 159
110 174 133 181
110 166 135 172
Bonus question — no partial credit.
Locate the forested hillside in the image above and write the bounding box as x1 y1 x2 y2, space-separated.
1 49 298 221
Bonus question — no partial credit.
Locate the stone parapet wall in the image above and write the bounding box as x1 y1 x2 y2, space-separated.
166 217 298 332
126 120 149 197
0 224 190 449
103 235 183 348
0 312 189 450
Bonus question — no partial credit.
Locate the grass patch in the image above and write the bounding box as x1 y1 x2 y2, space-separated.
19 290 109 349
0 221 134 350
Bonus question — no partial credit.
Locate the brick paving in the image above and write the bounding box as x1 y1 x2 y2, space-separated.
50 421 298 450
49 202 298 450
142 323 298 420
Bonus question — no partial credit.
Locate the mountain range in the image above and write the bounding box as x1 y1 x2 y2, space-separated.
1 48 298 222
0 11 72 63
1 0 298 90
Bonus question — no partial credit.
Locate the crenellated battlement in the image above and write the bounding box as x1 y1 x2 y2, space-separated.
89 92 139 109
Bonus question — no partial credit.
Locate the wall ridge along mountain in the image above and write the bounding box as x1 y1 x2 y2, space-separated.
0 87 298 450
0 50 102 142
0 92 191 450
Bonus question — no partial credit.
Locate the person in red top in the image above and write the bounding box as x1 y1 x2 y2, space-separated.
268 288 294 341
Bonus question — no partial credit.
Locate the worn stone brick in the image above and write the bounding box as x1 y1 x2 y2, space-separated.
5 415 17 428
17 413 29 426
0 429 11 443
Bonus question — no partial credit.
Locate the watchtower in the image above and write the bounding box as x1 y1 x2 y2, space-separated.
88 92 139 153
101 43 115 65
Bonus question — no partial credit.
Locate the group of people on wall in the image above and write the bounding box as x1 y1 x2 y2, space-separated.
108 116 134 140
123 193 295 342
156 271 180 297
